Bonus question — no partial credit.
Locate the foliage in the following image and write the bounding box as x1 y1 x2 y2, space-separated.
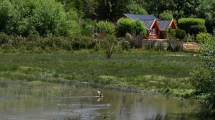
118 38 131 51
196 0 215 33
196 33 213 44
80 19 96 36
0 32 96 52
168 29 186 39
96 21 115 35
127 3 148 15
154 41 165 51
175 29 186 39
144 0 202 19
192 38 215 117
0 0 78 36
0 51 201 95
167 29 184 51
101 34 118 59
159 11 173 20
70 35 96 50
134 20 147 36
116 18 146 37
178 18 206 34
96 0 131 20
190 25 207 35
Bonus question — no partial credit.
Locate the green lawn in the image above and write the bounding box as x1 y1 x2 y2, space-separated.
0 50 201 95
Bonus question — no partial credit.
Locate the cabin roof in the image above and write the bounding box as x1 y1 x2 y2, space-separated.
157 20 172 31
124 14 159 20
123 14 176 31
142 20 155 30
124 14 159 30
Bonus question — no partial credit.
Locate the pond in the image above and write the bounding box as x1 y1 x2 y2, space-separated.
0 81 199 120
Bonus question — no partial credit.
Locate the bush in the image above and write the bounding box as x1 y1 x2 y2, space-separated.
70 35 96 50
0 0 78 36
116 18 146 37
159 11 173 20
134 20 147 36
175 29 186 39
192 38 215 117
196 33 213 44
118 38 131 51
96 21 115 35
190 25 207 35
81 19 96 36
0 32 97 52
0 32 10 45
168 29 186 39
101 34 118 59
155 41 165 51
178 18 206 34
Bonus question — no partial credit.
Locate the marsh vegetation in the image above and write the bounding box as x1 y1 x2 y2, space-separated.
0 50 201 97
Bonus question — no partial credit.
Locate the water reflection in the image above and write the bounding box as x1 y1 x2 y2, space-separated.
0 81 199 120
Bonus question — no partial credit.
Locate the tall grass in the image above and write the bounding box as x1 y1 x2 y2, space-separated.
0 50 201 94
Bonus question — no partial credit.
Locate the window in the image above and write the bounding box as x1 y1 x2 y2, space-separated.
150 28 156 35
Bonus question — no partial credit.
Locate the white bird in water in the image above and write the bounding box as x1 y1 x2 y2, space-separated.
97 91 103 97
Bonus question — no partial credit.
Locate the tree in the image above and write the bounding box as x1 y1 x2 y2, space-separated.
159 11 173 20
102 34 118 59
96 0 131 20
144 0 202 19
191 37 215 117
127 3 148 15
0 0 15 32
0 0 78 36
196 0 215 33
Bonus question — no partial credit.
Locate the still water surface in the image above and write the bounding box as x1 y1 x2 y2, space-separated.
0 81 199 120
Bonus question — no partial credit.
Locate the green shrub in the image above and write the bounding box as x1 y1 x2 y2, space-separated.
118 38 131 51
159 11 173 20
196 33 213 44
155 41 165 51
168 29 186 39
167 30 184 51
102 34 118 59
70 35 96 50
96 21 115 34
175 29 186 39
116 18 134 37
0 32 97 52
81 19 96 36
168 29 176 38
178 18 206 34
116 18 146 37
0 0 78 36
192 38 215 116
134 20 147 36
190 25 207 35
0 32 10 45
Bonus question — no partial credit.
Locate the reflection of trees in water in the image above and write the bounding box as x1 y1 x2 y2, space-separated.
163 113 188 120
198 107 215 120
118 94 135 120
0 82 200 120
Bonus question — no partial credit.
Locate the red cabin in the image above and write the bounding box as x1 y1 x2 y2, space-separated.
122 14 177 40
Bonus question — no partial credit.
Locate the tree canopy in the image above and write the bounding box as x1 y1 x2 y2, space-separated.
0 0 214 36
0 0 78 36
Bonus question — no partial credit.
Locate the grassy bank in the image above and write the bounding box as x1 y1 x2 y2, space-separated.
0 50 201 96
